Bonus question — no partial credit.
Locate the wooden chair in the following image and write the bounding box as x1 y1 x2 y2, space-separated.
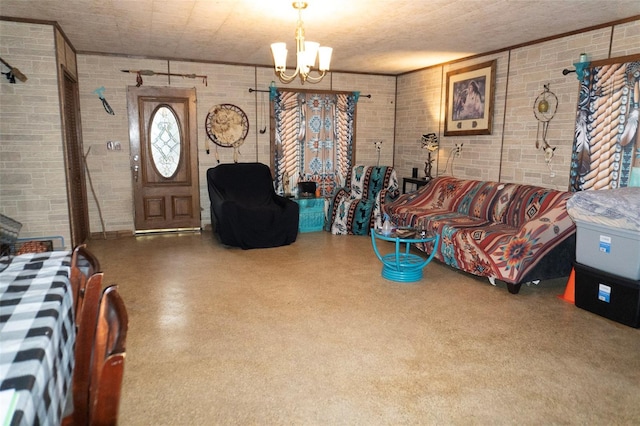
89 285 128 424
63 272 103 425
63 284 128 425
70 244 101 327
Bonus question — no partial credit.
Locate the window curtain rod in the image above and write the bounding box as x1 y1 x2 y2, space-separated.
120 69 208 87
248 88 371 98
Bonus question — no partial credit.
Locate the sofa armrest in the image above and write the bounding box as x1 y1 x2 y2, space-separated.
489 203 576 283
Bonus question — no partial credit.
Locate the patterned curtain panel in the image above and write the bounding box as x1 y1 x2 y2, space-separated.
570 57 640 191
273 90 357 197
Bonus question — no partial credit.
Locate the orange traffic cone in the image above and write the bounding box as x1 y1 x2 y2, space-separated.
558 267 575 304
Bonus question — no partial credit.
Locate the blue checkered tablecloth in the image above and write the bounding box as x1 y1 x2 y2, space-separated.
0 251 75 426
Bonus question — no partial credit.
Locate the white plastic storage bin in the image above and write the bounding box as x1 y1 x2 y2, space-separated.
567 188 640 280
574 220 640 280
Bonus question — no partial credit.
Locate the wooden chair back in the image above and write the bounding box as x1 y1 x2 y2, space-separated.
63 272 104 425
70 244 101 326
89 285 129 425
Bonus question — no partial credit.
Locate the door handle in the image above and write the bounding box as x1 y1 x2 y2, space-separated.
132 155 139 182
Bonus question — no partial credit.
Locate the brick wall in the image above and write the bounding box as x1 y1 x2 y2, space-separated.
0 21 71 245
394 19 640 190
2 18 639 238
76 57 397 232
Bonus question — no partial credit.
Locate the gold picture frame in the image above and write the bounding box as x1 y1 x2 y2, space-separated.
444 60 496 136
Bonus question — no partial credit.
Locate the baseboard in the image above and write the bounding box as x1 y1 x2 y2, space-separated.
90 227 212 240
90 230 134 240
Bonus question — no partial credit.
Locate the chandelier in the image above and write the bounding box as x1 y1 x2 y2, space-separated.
270 2 333 84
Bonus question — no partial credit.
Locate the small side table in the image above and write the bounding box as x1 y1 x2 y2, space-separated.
402 177 430 194
293 197 324 233
370 228 440 282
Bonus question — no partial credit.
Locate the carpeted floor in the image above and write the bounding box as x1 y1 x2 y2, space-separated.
87 230 640 425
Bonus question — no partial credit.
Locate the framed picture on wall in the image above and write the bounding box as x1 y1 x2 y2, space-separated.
444 60 496 136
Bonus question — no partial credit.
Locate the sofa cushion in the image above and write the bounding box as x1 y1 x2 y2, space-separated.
418 212 518 270
442 221 518 276
502 185 570 228
455 181 503 221
387 176 476 217
489 183 518 223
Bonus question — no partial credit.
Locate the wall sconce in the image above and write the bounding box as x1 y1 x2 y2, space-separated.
373 140 383 166
562 53 590 81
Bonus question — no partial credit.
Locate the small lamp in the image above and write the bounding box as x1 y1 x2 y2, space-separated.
421 133 439 179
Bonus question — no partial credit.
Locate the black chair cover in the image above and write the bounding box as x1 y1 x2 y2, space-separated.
207 163 299 249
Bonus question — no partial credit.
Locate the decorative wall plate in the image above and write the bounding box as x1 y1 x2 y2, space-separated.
205 104 249 148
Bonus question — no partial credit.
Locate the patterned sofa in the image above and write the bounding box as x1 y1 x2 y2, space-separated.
384 176 576 293
326 165 399 235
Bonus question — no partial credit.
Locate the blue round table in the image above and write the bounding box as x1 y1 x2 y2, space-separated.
370 228 440 282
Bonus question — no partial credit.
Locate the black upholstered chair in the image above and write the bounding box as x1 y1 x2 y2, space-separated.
207 163 299 249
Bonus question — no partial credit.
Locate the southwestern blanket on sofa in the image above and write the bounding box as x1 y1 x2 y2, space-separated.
384 176 576 288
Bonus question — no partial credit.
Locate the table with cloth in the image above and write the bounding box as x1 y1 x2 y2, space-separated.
0 251 76 425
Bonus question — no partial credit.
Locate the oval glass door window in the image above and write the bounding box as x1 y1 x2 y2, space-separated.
150 106 181 178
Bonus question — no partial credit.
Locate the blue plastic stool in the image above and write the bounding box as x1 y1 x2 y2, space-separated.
371 228 440 283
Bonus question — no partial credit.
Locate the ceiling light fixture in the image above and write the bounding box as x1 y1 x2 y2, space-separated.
270 2 333 84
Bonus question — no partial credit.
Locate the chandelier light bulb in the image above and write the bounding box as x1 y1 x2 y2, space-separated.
270 2 332 84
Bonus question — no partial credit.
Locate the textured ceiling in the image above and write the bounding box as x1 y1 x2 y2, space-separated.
1 0 639 75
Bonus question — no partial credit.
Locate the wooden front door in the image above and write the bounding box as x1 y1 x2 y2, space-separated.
127 86 200 233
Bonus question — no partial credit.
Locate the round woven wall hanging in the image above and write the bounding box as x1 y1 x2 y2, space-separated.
205 103 249 162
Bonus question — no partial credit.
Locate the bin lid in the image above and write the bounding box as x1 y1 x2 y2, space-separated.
0 213 22 245
566 187 640 232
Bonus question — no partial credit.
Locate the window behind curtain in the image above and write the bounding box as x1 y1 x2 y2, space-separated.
272 90 357 197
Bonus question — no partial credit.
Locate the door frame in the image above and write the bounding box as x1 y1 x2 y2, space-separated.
60 66 90 246
127 86 201 233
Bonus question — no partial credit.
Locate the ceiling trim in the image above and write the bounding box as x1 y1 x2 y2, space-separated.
398 14 640 76
3 14 639 77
